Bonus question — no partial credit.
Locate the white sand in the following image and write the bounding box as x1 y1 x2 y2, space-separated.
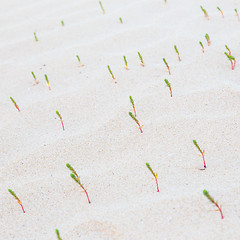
1 0 240 239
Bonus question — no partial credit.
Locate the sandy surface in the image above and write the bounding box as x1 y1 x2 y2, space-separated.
1 0 240 239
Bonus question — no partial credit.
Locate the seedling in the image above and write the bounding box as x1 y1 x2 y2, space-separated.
119 17 123 23
61 20 64 26
146 163 159 192
31 72 39 84
99 1 105 14
174 45 181 61
129 96 136 117
200 6 209 20
55 229 63 240
203 190 224 219
10 97 20 112
163 58 170 75
199 41 205 53
129 112 143 133
217 7 224 18
193 140 206 168
34 32 38 42
76 55 84 67
164 79 172 97
225 45 231 55
205 33 211 46
66 163 91 204
138 52 145 67
8 189 25 213
107 65 117 83
45 74 51 90
123 56 129 70
224 52 236 70
235 9 240 21
56 111 64 131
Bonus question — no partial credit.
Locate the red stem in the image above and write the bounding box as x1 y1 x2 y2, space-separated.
155 177 159 192
133 107 137 117
170 88 172 97
19 203 25 213
168 67 171 75
215 203 224 219
178 55 181 61
202 153 206 168
83 188 91 204
61 120 65 131
137 123 143 133
16 105 20 112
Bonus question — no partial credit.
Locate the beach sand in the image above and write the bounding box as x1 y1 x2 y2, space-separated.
1 0 240 239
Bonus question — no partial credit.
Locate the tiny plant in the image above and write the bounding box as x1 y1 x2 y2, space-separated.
164 79 172 97
56 111 65 131
129 96 136 117
61 20 64 26
224 52 236 70
138 52 145 67
66 163 91 204
45 74 51 90
129 112 143 133
163 58 170 75
146 163 159 192
205 33 211 46
217 7 224 18
76 55 84 67
107 65 117 83
199 41 205 53
31 72 39 84
193 140 206 168
200 6 209 20
119 17 123 23
56 229 63 240
203 190 224 219
174 45 181 61
10 97 20 112
123 56 129 70
225 45 231 55
34 32 38 42
99 1 105 14
8 189 25 213
235 9 240 21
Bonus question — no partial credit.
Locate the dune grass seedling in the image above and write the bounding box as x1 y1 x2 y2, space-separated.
164 79 172 97
66 163 91 204
217 7 224 18
163 58 170 75
45 74 51 90
107 65 117 83
34 32 38 42
31 72 39 84
146 163 159 192
56 229 63 240
174 45 181 61
10 97 20 112
123 56 129 70
193 140 206 169
203 190 224 219
119 17 123 23
225 45 231 55
99 1 105 14
76 55 84 67
129 112 143 133
235 9 240 21
205 33 211 46
224 52 236 70
61 20 64 26
138 52 145 67
200 6 209 20
56 111 64 131
199 41 205 53
8 189 25 213
129 96 136 117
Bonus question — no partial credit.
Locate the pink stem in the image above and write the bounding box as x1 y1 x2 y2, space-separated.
170 88 172 97
61 120 65 131
20 204 25 213
83 188 91 204
231 60 234 70
16 105 20 112
178 55 181 61
202 154 206 168
155 177 159 192
216 203 224 219
133 108 137 117
168 68 171 75
137 123 143 133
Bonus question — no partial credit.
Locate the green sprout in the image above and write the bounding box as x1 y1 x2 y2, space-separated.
203 190 224 219
129 96 136 117
99 1 105 14
174 45 181 61
164 79 172 97
200 6 209 20
45 74 51 90
129 112 143 133
56 111 64 131
66 163 79 178
119 17 123 23
138 52 145 66
123 56 129 70
31 72 39 84
199 41 205 53
205 33 211 46
107 65 117 83
55 229 63 240
34 32 38 42
225 45 231 55
217 7 224 18
224 52 236 70
146 163 159 192
163 58 170 75
193 140 206 168
8 189 25 213
10 97 20 112
76 55 84 67
61 20 64 26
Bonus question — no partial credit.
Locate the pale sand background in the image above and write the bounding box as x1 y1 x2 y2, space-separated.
1 0 240 239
